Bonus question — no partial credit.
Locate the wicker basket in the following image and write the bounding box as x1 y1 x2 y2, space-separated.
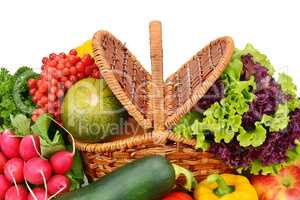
75 21 235 182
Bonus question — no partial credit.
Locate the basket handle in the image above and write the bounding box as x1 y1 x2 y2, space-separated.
149 21 165 131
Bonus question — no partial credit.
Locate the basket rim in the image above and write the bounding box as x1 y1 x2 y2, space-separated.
75 130 196 153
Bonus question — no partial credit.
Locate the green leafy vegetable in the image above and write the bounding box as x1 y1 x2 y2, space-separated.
173 112 202 139
0 68 17 130
260 103 289 132
10 114 31 136
288 98 300 112
278 73 300 111
31 114 65 158
40 131 65 158
194 75 255 149
278 73 297 97
239 160 282 175
0 67 38 130
238 140 300 175
173 47 259 150
191 120 210 150
66 145 85 191
222 55 243 82
236 44 275 75
237 123 266 147
13 67 39 115
287 140 300 164
173 43 300 176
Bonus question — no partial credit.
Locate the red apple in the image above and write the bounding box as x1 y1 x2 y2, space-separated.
251 165 300 200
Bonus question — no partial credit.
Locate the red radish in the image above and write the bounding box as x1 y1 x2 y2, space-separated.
0 175 11 200
19 135 40 161
0 131 21 158
24 157 52 185
0 152 7 174
47 175 70 195
4 185 27 200
27 188 48 200
50 151 73 174
3 158 24 183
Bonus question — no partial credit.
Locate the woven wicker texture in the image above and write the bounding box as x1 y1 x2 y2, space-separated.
81 143 232 182
165 37 234 127
93 31 233 130
93 31 152 130
78 21 235 182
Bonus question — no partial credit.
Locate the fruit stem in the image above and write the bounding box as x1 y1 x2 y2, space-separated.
281 175 294 188
172 164 198 191
207 174 235 197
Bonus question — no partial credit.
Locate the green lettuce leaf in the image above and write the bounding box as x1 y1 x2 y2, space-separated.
199 76 255 146
237 123 266 147
191 120 210 150
173 112 202 139
287 140 300 163
288 98 300 111
260 103 289 132
222 55 244 82
278 73 300 111
278 73 297 97
238 160 282 175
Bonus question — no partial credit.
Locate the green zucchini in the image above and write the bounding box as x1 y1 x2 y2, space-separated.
56 155 196 200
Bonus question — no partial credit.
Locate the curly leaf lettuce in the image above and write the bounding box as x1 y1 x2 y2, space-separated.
278 73 297 97
238 140 300 175
260 104 289 132
237 123 266 147
190 120 209 150
234 103 289 148
173 44 286 152
0 67 38 129
236 44 275 75
173 112 202 139
0 68 17 129
222 55 243 82
278 73 300 111
198 76 255 146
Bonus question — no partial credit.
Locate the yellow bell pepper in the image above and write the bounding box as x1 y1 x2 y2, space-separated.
194 174 258 200
76 40 93 58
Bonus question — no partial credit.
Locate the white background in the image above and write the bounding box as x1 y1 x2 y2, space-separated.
1 0 300 93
